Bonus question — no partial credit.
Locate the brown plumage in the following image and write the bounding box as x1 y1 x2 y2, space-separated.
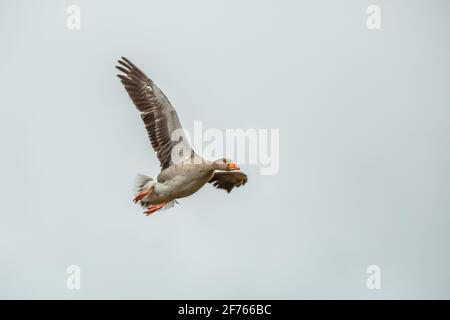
116 57 194 170
209 171 248 193
116 57 248 215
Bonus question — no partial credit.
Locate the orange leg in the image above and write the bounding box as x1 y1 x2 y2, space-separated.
133 186 154 203
144 202 167 216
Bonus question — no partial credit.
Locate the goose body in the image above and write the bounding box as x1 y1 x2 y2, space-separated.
142 164 215 203
116 57 248 215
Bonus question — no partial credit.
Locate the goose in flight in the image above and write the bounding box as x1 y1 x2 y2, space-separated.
116 57 247 215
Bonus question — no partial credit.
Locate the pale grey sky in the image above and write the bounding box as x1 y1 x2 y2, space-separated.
1 0 449 299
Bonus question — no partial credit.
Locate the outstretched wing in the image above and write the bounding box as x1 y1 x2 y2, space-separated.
116 57 198 170
209 171 248 193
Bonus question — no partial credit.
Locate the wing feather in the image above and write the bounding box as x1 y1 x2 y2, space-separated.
116 57 196 169
208 171 248 193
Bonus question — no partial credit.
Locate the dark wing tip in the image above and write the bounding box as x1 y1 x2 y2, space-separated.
119 56 137 70
115 56 152 85
115 65 130 74
115 57 133 73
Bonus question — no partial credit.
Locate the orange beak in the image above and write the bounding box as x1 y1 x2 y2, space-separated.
227 162 239 170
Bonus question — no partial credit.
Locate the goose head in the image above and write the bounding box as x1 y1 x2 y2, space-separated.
213 158 240 171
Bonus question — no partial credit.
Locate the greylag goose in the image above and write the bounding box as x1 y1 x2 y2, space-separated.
116 57 248 215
